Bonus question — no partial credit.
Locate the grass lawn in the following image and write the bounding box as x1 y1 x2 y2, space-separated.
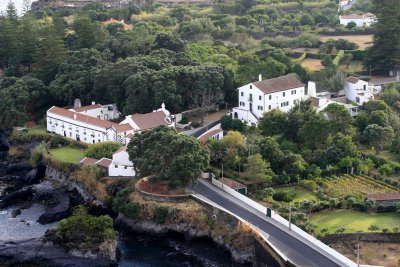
301 58 324 71
27 127 48 135
275 186 317 203
339 60 364 74
309 209 400 234
49 146 86 164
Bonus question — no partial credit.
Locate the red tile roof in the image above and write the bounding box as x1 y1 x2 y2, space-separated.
367 193 400 201
72 104 102 112
252 74 304 95
96 158 112 168
131 111 171 131
346 76 360 84
218 177 246 190
198 129 223 142
48 106 118 129
340 14 364 19
114 123 133 133
80 157 98 165
102 18 132 29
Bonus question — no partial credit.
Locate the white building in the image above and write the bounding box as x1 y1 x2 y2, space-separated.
108 146 135 177
339 13 376 27
47 102 174 145
344 76 374 105
197 123 224 142
80 146 135 177
232 74 306 125
69 99 120 121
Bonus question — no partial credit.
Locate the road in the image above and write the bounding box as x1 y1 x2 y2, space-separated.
192 180 348 267
342 0 357 11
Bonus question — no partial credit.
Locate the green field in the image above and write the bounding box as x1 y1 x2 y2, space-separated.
27 127 48 135
49 146 86 164
309 209 400 233
275 186 317 203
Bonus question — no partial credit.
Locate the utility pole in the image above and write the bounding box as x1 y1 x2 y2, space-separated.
221 163 224 190
288 203 292 231
356 241 360 267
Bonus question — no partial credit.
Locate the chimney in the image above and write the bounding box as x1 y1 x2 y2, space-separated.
74 113 77 120
74 99 81 108
259 74 262 81
92 101 95 105
307 81 317 97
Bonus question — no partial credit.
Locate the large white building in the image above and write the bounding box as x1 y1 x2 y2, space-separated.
47 102 174 145
232 74 306 125
344 76 374 105
339 13 376 27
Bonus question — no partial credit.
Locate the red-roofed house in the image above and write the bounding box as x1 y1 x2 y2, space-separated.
218 177 247 194
232 74 306 124
69 99 120 121
102 18 133 30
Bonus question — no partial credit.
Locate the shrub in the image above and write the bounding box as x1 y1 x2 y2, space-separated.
178 117 189 124
392 227 399 233
154 206 169 224
122 203 140 219
377 205 397 213
272 191 295 202
368 224 380 231
335 227 345 234
29 143 46 167
85 142 122 159
49 135 70 148
379 163 394 176
382 228 390 233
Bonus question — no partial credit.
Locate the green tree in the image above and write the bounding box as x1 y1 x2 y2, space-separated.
300 14 314 26
258 109 285 136
323 103 354 133
364 0 400 74
367 110 390 127
380 85 400 107
207 139 226 164
73 15 99 49
243 153 273 183
339 156 354 174
128 126 209 188
85 142 122 159
257 137 284 172
363 124 394 154
321 56 333 67
261 187 275 201
346 21 357 29
364 100 391 115
327 71 346 93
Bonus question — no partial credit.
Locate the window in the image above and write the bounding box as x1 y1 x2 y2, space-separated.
124 166 127 169
363 85 366 91
281 102 289 107
97 116 100 119
269 95 272 100
259 95 262 100
249 94 253 101
268 105 271 110
250 85 252 89
283 92 286 97
241 92 244 96
258 106 263 110
291 90 296 95
115 165 118 168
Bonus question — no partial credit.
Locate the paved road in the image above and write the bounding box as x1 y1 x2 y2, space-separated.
192 180 347 267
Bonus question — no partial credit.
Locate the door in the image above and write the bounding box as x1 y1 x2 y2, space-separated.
76 134 80 141
64 131 66 137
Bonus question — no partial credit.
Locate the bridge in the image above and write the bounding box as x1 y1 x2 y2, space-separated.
191 179 366 267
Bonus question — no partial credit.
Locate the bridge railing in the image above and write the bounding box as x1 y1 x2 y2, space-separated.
210 177 356 267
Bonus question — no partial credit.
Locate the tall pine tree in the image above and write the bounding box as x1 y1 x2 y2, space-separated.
365 0 400 74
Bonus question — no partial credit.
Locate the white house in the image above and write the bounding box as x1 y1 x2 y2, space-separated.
80 146 135 177
108 146 135 177
232 74 306 125
344 76 374 105
339 13 376 27
47 103 174 145
69 99 120 121
197 123 224 142
339 0 350 7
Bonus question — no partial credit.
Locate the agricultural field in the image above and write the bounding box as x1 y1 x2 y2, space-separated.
319 35 373 50
291 47 320 54
301 58 324 71
309 209 400 233
324 174 399 199
274 186 317 203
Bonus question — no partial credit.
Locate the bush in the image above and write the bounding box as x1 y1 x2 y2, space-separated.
85 142 122 159
332 50 345 67
154 206 169 224
368 224 380 231
377 205 397 213
178 117 189 124
335 227 345 234
273 191 295 202
29 143 46 167
49 135 70 148
122 202 140 219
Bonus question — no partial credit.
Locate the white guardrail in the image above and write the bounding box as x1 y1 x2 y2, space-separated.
211 177 357 267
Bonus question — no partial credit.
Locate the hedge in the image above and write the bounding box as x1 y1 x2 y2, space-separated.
293 52 307 64
333 50 345 67
348 49 366 60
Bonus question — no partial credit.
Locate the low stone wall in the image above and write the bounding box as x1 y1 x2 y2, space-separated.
135 178 192 203
322 233 400 244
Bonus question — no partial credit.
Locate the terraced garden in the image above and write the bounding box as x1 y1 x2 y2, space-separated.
324 174 399 199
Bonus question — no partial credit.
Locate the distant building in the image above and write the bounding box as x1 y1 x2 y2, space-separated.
366 193 400 207
232 74 306 125
339 13 376 27
344 76 374 105
218 177 247 194
101 18 133 30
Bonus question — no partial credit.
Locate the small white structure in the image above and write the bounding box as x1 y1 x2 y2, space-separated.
344 76 374 105
108 146 135 177
80 146 135 177
339 13 376 27
232 74 306 125
339 0 350 7
197 123 224 142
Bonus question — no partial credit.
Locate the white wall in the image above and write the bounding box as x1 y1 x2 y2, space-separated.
264 86 305 113
340 18 364 27
108 164 135 177
112 150 132 166
47 112 109 144
345 80 372 105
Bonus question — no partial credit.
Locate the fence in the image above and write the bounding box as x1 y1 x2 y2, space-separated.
210 177 356 267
